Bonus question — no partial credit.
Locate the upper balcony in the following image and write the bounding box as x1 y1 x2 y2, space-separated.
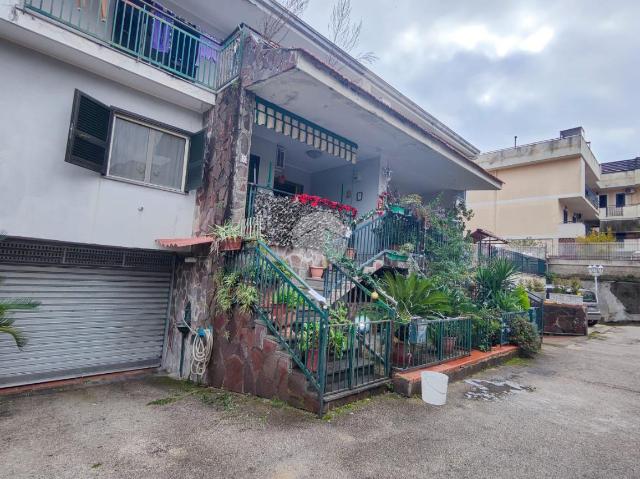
0 0 243 110
22 0 241 91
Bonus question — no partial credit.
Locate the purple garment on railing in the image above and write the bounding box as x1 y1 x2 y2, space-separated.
151 12 172 53
197 42 219 65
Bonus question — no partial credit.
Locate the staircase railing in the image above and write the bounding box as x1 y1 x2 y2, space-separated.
226 244 328 394
348 213 427 265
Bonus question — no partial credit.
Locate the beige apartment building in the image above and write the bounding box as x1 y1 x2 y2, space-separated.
467 127 601 240
598 158 640 241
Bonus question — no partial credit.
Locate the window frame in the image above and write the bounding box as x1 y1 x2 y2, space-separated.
106 111 191 193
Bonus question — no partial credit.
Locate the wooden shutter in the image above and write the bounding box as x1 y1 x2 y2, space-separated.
185 129 206 191
65 90 112 173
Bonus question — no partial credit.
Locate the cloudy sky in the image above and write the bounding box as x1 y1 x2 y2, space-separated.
300 0 639 163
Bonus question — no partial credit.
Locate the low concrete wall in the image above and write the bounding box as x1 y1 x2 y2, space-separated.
548 258 640 280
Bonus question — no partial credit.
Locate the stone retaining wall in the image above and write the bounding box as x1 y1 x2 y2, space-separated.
543 302 588 335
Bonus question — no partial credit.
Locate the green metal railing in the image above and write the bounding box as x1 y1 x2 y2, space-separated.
227 243 393 403
479 244 547 275
23 0 243 90
499 307 543 345
392 317 472 370
226 243 327 395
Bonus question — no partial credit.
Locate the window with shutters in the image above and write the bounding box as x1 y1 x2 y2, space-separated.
107 115 189 191
66 90 206 192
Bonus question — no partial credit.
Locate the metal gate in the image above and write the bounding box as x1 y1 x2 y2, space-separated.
0 239 173 388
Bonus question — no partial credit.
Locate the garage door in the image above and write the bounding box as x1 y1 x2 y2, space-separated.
0 240 173 388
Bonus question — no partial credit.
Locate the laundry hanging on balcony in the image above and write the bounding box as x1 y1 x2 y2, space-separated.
254 97 358 164
76 0 108 20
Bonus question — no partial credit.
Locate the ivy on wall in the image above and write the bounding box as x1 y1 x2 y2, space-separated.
253 191 349 249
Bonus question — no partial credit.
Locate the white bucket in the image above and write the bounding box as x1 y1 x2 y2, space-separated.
421 371 449 405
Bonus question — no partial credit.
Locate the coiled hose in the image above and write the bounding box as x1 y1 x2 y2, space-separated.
190 328 213 378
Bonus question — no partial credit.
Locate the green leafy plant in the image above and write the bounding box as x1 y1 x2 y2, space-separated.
380 272 451 323
513 284 531 310
299 322 321 353
475 257 518 309
0 292 38 349
509 315 541 357
214 271 257 314
272 290 304 308
329 301 349 325
570 277 582 295
236 284 258 314
398 242 415 256
209 221 243 254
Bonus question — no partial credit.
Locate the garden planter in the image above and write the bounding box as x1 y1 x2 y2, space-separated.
309 266 325 280
218 237 242 252
442 336 457 355
345 248 356 260
305 348 320 373
389 204 405 215
387 251 408 262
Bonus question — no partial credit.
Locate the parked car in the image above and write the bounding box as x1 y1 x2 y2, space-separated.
581 290 601 326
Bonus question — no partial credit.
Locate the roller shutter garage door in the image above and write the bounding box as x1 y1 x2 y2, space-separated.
0 240 173 388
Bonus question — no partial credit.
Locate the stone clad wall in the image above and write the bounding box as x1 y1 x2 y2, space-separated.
208 310 320 412
543 302 588 335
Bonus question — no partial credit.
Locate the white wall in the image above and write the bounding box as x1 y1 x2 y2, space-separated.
0 40 203 250
311 158 381 216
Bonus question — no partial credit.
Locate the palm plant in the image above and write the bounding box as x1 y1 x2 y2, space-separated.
379 272 451 322
0 296 38 349
475 257 518 309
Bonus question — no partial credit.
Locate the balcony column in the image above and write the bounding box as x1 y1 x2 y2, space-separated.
194 84 255 233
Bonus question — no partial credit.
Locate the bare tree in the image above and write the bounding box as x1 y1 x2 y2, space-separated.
328 0 377 66
260 0 309 44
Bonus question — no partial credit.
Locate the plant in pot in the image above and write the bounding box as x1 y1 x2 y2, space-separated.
210 222 243 253
387 242 415 262
270 290 303 328
309 264 326 280
299 321 321 372
380 272 452 367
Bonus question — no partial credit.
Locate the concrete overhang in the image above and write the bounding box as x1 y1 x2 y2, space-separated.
0 5 216 113
243 47 501 192
559 194 599 221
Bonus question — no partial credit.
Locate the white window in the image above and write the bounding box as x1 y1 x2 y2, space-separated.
108 115 189 191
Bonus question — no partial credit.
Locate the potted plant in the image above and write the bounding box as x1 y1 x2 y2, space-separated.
271 290 302 327
309 265 325 280
299 322 321 372
210 222 243 253
387 242 414 262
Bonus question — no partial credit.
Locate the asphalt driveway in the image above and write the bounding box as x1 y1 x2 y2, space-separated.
1 325 639 479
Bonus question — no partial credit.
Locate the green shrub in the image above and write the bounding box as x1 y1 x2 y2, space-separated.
380 272 451 322
509 316 541 357
513 284 531 310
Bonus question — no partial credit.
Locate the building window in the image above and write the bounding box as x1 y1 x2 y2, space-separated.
65 90 205 192
616 193 626 208
599 195 607 208
108 116 188 191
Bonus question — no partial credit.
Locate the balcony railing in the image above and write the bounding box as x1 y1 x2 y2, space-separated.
549 241 640 261
585 186 599 210
600 204 640 219
23 0 243 91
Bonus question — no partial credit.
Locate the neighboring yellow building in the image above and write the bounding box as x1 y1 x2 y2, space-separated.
598 158 640 241
467 128 601 240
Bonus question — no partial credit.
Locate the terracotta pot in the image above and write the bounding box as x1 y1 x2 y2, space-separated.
392 341 412 367
305 348 320 373
309 265 325 280
345 248 356 260
443 336 457 355
219 237 242 252
271 303 289 327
